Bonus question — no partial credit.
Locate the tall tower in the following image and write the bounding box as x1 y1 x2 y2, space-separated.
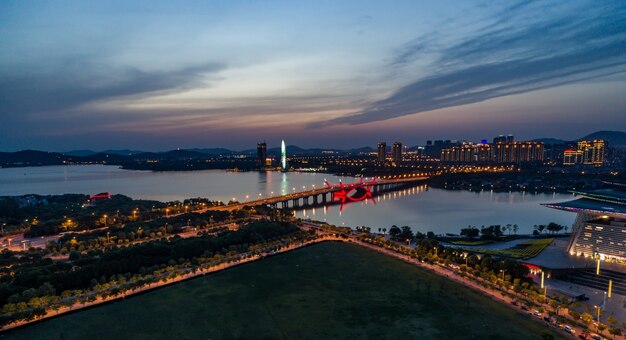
257 142 267 168
281 140 287 170
392 142 403 163
377 142 386 164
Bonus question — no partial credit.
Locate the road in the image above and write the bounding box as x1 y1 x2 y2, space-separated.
1 233 60 251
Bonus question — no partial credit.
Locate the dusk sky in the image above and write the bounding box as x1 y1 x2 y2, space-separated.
1 0 625 151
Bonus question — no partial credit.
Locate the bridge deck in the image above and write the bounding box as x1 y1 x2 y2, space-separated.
206 176 428 211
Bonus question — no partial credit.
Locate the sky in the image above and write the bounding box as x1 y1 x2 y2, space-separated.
1 0 625 151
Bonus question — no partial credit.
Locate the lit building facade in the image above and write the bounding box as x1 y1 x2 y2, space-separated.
257 142 267 168
441 143 492 163
563 149 583 165
377 142 386 163
562 140 607 167
543 183 626 261
392 142 403 163
494 141 544 163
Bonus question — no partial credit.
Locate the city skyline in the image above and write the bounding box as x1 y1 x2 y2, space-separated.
1 0 625 151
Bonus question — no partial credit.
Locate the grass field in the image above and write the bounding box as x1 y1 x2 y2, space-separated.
470 238 555 259
449 239 494 246
5 242 562 339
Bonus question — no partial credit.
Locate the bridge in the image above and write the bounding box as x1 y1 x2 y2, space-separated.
206 176 429 211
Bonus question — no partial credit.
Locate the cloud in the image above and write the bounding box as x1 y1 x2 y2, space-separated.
320 0 626 126
0 61 225 118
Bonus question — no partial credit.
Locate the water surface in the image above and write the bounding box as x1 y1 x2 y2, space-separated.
0 165 575 234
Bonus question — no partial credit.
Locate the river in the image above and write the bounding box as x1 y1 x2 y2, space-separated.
0 165 575 234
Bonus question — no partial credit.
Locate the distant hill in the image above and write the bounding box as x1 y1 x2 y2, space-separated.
0 150 67 166
187 148 237 155
579 131 626 146
64 149 97 157
348 147 375 154
531 138 567 145
531 131 626 146
64 149 146 156
102 149 146 156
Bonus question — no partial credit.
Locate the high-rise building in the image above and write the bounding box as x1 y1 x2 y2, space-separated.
377 142 386 163
563 149 583 165
563 140 607 166
392 142 402 163
440 143 492 163
592 140 607 166
494 141 544 163
257 142 267 168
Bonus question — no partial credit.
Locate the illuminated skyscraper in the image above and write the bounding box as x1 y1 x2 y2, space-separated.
257 142 267 168
377 142 386 163
392 142 403 163
281 140 287 170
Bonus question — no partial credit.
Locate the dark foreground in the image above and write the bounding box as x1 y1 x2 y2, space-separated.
3 242 562 339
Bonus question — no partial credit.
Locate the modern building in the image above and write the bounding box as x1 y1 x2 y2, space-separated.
563 149 583 165
543 182 626 261
392 142 402 163
377 142 386 163
562 140 607 167
257 142 267 168
493 134 514 144
494 141 544 163
440 142 492 163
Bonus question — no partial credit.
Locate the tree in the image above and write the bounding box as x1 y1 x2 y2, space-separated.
399 226 413 240
581 312 594 325
388 225 401 238
608 327 622 339
460 226 479 239
598 323 607 335
513 224 519 235
607 315 617 328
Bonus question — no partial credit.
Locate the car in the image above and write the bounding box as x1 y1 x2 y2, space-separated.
543 316 551 322
533 310 542 317
590 334 605 340
563 326 575 334
521 305 529 311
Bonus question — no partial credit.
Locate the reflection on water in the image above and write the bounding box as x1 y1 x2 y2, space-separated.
0 165 347 203
0 165 575 235
295 184 575 235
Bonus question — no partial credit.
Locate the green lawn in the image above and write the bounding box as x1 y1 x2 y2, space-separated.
470 238 555 259
4 242 562 340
